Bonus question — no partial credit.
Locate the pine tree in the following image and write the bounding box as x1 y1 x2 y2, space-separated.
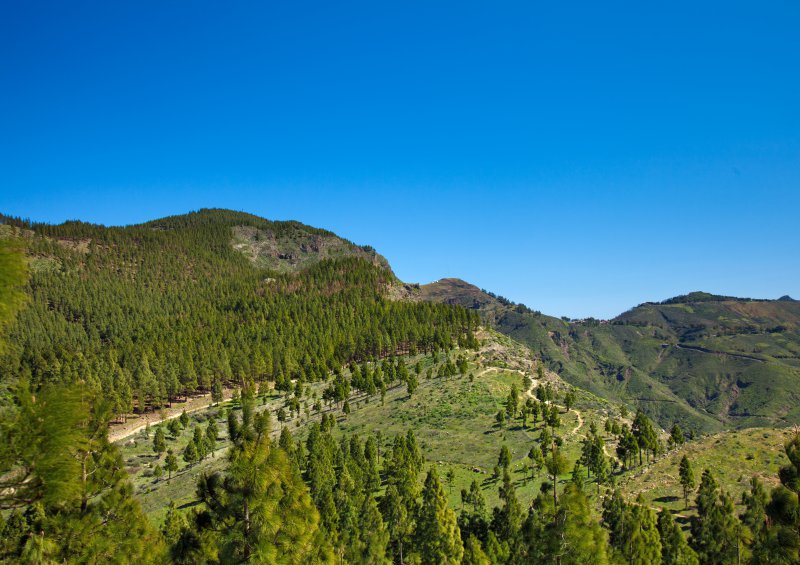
490 471 522 550
657 508 698 565
689 469 740 564
182 441 198 466
498 444 512 471
625 496 662 564
165 450 179 479
542 483 609 564
670 423 685 447
381 484 412 565
194 411 332 563
458 479 488 544
679 455 695 509
759 433 800 563
506 384 519 418
546 446 569 507
205 419 218 457
563 389 576 411
352 494 390 564
529 444 545 482
152 426 166 455
413 469 464 564
406 373 418 397
161 501 189 548
462 535 491 565
0 384 165 563
445 468 456 494
192 425 208 460
167 418 182 438
740 476 768 555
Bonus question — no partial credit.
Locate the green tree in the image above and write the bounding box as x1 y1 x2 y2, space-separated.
758 433 800 563
506 384 519 418
679 455 696 510
164 450 179 480
161 501 189 548
0 384 165 563
381 484 413 565
182 441 198 466
529 444 545 481
689 469 740 564
194 412 331 563
543 483 609 564
0 239 27 347
491 471 523 550
445 468 456 494
625 497 662 564
167 418 182 438
462 535 491 565
352 494 390 564
152 426 166 455
413 469 464 564
546 446 569 507
632 409 660 464
563 390 576 411
406 373 418 397
657 507 698 565
670 423 685 447
458 479 488 544
211 379 224 405
205 419 218 457
498 444 512 471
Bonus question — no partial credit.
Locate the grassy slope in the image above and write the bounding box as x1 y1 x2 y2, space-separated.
119 329 621 522
119 327 793 539
619 427 792 518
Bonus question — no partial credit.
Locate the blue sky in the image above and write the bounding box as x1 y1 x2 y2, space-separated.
1 1 798 318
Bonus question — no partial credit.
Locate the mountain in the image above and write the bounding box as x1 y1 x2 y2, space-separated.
0 209 477 413
3 209 800 563
4 206 797 434
7 207 390 274
421 279 800 432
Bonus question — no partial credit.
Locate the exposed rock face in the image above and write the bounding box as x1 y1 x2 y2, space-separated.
231 223 390 274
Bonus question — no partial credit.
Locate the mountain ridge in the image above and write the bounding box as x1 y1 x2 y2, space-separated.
419 278 800 432
3 208 798 434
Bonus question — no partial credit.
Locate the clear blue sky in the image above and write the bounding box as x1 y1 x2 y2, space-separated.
2 1 798 318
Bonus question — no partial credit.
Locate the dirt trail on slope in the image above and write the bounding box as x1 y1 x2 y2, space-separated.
108 389 235 443
570 409 584 435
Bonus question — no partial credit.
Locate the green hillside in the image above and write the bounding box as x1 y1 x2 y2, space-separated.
0 209 477 416
2 211 800 564
421 279 800 433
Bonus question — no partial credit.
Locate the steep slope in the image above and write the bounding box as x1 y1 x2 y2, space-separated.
0 210 477 417
421 280 800 432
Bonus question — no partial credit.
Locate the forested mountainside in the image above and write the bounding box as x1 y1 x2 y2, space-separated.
421 279 800 433
2 211 800 564
0 209 478 420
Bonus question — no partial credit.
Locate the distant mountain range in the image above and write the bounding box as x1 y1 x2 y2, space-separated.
420 278 800 432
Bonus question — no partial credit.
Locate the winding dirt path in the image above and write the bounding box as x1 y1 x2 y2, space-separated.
570 408 584 435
